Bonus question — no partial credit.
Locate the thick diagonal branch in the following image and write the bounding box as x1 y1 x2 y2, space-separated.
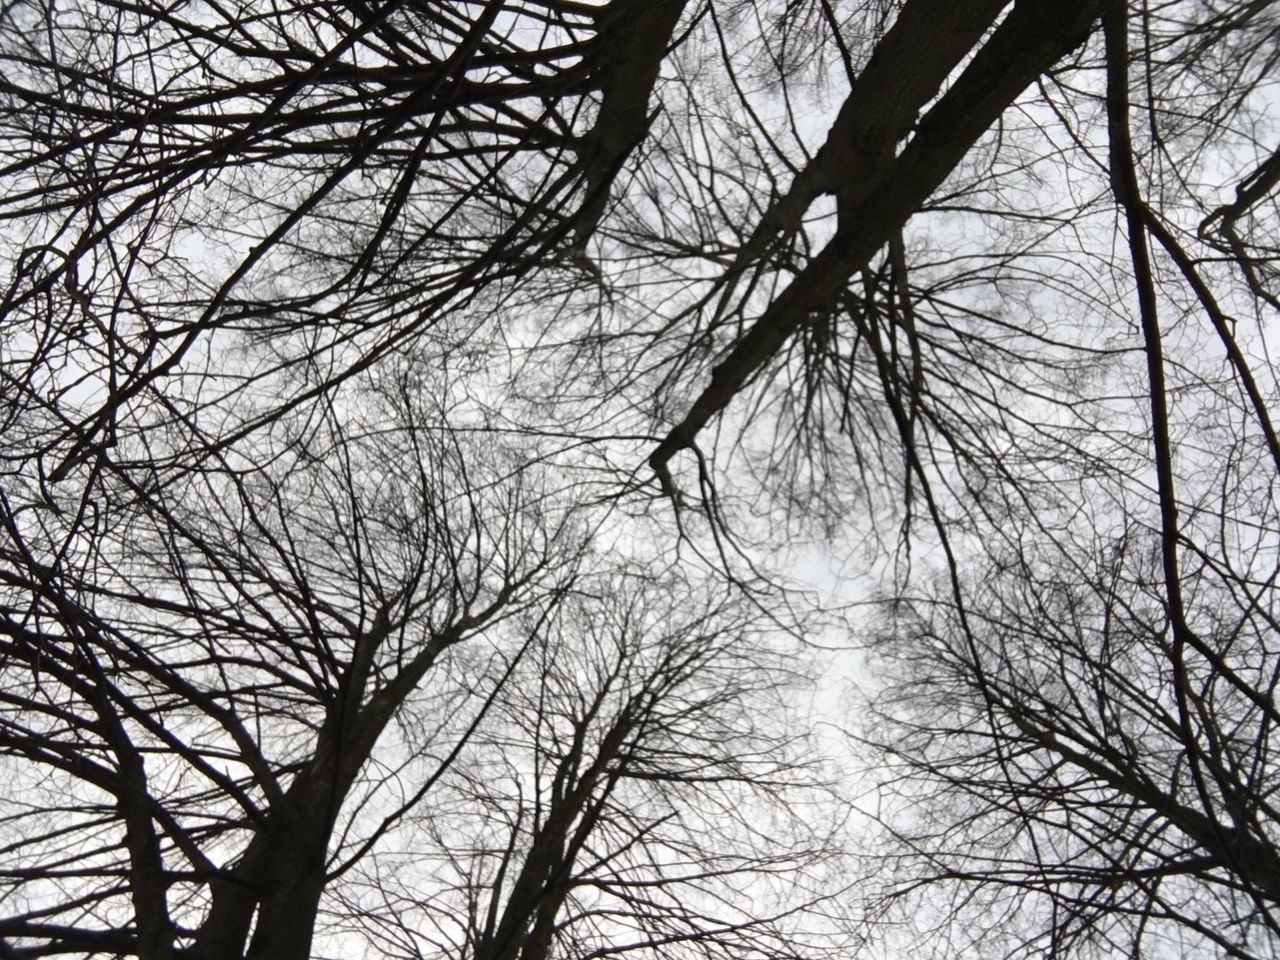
650 0 1103 475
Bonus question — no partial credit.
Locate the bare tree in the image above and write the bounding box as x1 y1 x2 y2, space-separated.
333 572 844 960
0 351 846 959
4 0 1280 958
853 5 1280 955
860 488 1280 958
0 363 589 959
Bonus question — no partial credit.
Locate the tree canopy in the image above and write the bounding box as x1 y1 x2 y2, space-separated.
1 0 1279 958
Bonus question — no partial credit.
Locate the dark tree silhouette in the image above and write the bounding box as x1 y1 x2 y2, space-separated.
850 3 1280 957
343 574 842 960
2 0 1279 958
